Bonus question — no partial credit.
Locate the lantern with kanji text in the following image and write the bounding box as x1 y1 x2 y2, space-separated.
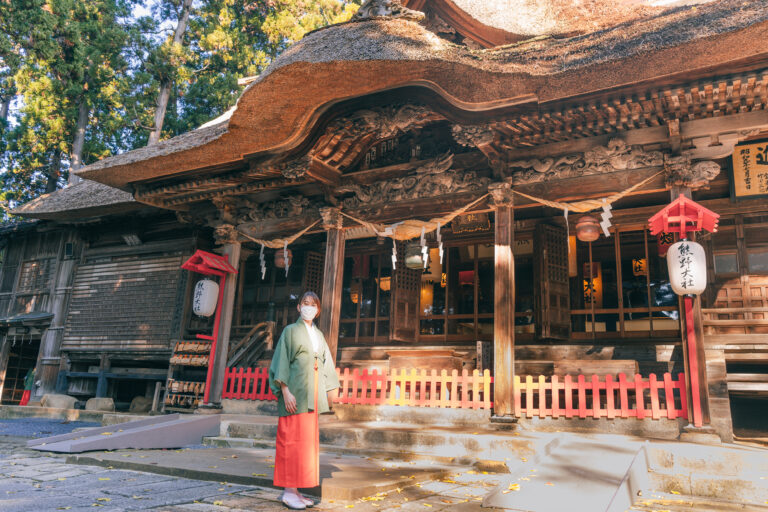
193 279 219 317
666 240 707 295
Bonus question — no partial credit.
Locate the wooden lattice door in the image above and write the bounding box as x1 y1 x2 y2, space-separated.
301 251 324 299
534 224 571 340
390 243 421 342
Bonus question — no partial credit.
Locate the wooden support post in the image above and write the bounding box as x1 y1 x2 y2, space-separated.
490 183 515 418
207 238 241 407
319 207 345 365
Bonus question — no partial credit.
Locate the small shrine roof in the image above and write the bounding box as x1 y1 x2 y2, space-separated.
12 179 140 220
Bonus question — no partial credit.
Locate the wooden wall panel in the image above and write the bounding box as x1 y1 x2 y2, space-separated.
62 254 184 353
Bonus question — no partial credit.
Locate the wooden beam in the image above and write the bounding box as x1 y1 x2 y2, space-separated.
318 207 345 364
207 240 241 407
490 183 515 418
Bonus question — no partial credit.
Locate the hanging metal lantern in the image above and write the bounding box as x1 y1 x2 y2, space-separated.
667 240 707 295
193 279 219 317
274 248 292 269
405 243 424 269
575 214 601 242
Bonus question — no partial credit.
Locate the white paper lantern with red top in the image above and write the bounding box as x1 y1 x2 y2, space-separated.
193 279 219 316
667 240 707 296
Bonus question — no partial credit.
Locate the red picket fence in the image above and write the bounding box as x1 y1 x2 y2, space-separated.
513 372 688 420
336 368 494 409
222 367 688 421
223 367 277 401
222 367 493 409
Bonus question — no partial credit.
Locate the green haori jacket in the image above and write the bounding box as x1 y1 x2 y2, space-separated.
269 319 340 417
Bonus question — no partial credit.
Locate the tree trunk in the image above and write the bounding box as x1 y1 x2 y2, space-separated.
46 152 62 193
68 99 88 185
147 0 194 145
0 95 11 124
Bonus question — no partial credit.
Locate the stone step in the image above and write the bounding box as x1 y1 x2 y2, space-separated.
630 492 768 512
202 435 514 471
66 445 455 502
219 415 545 468
644 441 768 506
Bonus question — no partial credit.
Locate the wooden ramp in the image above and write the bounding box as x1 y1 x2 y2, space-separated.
26 413 220 453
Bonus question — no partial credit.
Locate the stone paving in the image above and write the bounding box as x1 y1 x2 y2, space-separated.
0 419 500 512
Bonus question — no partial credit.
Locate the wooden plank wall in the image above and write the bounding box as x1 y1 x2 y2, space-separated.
62 254 184 353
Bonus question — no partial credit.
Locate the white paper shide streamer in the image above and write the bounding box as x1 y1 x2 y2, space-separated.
437 222 444 264
283 241 290 277
420 227 428 269
391 240 397 270
259 244 266 279
600 199 613 237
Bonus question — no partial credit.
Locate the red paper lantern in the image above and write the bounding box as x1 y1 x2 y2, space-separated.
656 231 675 257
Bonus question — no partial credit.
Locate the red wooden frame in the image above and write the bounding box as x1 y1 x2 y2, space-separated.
180 250 238 404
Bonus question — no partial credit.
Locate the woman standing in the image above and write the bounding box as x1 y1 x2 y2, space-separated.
269 291 340 509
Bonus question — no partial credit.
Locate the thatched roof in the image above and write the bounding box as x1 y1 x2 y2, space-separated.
418 0 712 39
75 0 768 191
12 179 140 220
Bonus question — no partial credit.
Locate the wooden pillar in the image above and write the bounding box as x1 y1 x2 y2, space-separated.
672 186 711 426
319 207 345 365
36 238 77 398
207 233 241 407
490 183 515 417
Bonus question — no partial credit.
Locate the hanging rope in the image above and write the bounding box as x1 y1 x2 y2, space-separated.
510 170 664 213
236 219 321 249
340 193 491 241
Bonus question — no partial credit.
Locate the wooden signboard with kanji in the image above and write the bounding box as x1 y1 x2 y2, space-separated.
732 140 768 199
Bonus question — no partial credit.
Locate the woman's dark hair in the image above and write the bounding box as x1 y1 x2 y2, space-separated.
299 291 322 316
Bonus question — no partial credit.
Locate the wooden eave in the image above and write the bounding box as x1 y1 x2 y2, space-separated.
133 68 768 209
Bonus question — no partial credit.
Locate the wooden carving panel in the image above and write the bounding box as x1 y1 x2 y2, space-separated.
301 251 325 299
390 243 421 342
534 224 571 340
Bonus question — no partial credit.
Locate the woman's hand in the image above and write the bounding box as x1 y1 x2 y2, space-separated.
281 384 297 414
327 388 338 404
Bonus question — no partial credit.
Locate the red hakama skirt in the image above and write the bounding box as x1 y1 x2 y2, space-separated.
273 360 320 489
19 390 31 406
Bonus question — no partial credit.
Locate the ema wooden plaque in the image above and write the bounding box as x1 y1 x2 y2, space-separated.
732 140 768 199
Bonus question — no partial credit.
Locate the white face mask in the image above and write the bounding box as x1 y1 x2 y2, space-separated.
300 305 318 321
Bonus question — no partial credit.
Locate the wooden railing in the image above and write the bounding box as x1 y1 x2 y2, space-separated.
223 367 277 401
336 368 493 409
222 367 493 409
222 367 688 421
513 373 688 420
227 321 274 368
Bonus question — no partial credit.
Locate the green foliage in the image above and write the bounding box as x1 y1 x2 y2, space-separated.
0 0 362 221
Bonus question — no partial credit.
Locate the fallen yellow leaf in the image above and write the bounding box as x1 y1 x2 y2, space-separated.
423 504 432 508
545 482 554 486
252 473 267 477
100 432 112 436
213 501 223 506
98 478 110 481
96 498 110 502
670 490 680 495
508 483 520 491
